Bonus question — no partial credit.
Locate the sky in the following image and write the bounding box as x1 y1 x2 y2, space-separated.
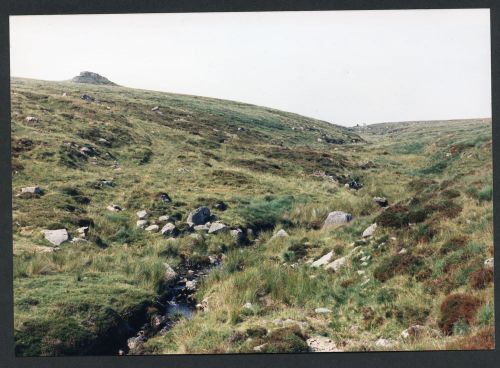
9 9 491 126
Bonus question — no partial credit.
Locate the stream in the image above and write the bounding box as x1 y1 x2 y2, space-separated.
118 257 221 355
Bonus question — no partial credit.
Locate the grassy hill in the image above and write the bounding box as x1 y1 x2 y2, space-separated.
11 77 494 355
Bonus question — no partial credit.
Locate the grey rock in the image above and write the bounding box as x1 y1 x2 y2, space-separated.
163 263 177 285
208 222 228 234
373 197 389 207
136 220 148 229
21 186 42 194
323 211 352 228
307 336 340 352
271 229 289 239
187 207 211 227
106 204 122 212
43 229 69 246
158 215 171 223
161 223 177 236
230 228 247 245
325 256 347 272
362 223 377 238
314 307 332 314
136 210 148 220
484 258 494 269
194 223 210 232
311 251 334 268
25 116 39 123
145 224 159 232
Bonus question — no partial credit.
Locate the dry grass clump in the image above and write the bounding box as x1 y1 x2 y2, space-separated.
446 327 495 350
469 268 494 290
438 294 481 335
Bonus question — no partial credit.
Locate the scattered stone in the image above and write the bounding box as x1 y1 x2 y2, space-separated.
161 223 177 236
79 146 96 156
158 215 171 223
323 211 352 228
186 280 197 291
208 222 228 234
21 186 42 195
106 204 122 212
70 238 88 244
159 192 171 203
152 106 160 111
362 223 377 238
314 307 332 314
271 229 289 239
357 270 366 275
398 248 408 254
80 94 95 102
32 245 60 253
187 207 211 227
253 343 268 352
193 223 211 232
375 338 394 348
196 298 209 312
25 116 39 123
214 201 228 211
163 263 177 285
360 255 371 262
136 220 148 229
243 302 253 310
311 251 334 268
307 336 340 352
400 325 425 340
484 258 494 269
97 138 110 145
42 229 69 246
347 180 363 190
77 226 89 239
230 228 247 245
374 197 389 208
136 210 148 220
145 224 159 232
325 256 347 272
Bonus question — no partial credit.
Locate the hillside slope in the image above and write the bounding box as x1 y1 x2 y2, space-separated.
11 78 493 356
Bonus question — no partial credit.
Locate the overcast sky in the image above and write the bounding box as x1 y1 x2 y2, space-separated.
10 9 491 126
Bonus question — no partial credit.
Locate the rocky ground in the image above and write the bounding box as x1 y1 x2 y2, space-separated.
11 77 494 355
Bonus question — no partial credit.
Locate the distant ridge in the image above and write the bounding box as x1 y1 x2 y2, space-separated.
70 71 117 86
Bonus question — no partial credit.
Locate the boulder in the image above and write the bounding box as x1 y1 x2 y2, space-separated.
208 222 228 234
161 223 177 236
136 210 148 220
271 229 289 239
163 263 177 285
484 258 494 269
145 224 159 232
106 204 122 212
43 229 69 246
311 251 334 268
187 207 211 227
136 220 148 229
323 211 352 228
373 197 389 208
306 336 340 352
325 256 347 272
362 223 377 238
21 186 42 195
